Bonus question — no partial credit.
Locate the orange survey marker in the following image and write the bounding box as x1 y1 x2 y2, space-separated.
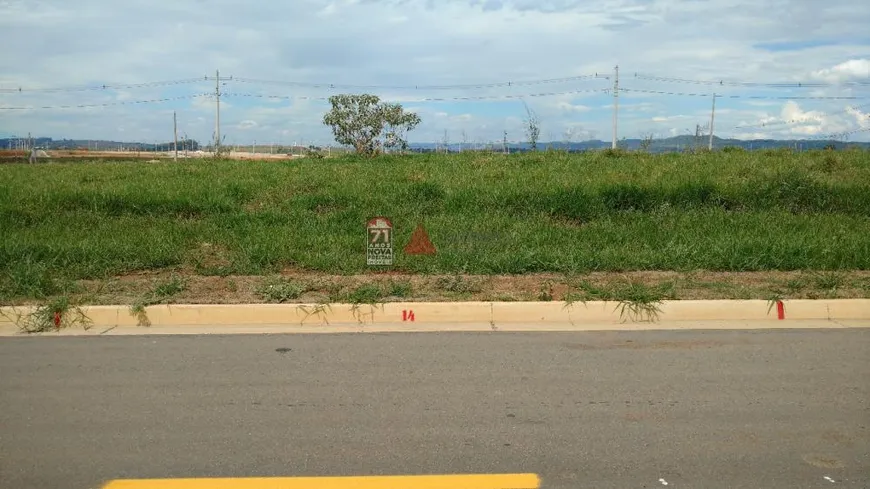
404 223 436 255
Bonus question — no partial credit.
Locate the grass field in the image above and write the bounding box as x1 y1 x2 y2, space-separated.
1 148 869 304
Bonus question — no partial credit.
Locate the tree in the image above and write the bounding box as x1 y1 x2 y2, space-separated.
639 133 655 152
382 103 421 154
523 102 540 151
322 94 420 156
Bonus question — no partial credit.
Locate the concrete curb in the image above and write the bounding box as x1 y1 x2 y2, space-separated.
1 300 867 331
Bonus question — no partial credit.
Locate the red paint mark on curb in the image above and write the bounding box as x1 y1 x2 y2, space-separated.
53 312 61 328
776 301 785 320
402 310 415 322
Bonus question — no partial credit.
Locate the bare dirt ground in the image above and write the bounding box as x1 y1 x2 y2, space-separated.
48 270 870 307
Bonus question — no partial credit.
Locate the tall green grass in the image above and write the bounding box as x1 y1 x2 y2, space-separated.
1 149 869 300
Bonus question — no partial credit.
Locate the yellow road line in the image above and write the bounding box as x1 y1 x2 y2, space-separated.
102 473 541 489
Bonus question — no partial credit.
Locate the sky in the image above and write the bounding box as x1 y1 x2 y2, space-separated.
1 0 869 146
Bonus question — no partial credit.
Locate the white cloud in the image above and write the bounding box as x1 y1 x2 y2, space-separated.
729 100 869 140
555 101 591 113
651 115 690 123
318 3 338 16
811 59 870 83
1 0 869 143
846 105 870 128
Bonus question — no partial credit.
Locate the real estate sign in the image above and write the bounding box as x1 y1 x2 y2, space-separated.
366 217 393 266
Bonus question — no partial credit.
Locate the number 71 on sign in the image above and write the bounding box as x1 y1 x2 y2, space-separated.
370 228 390 243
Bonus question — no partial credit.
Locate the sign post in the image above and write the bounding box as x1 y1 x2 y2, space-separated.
366 217 393 266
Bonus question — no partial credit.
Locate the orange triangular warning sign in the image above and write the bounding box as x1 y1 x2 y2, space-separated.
404 223 437 255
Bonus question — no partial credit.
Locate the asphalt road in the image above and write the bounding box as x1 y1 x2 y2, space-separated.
1 329 868 488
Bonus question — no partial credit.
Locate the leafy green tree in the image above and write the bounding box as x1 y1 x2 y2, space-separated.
381 102 421 153
322 94 421 156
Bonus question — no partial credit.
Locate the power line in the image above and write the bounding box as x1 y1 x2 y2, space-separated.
221 88 609 102
0 78 208 94
734 103 870 129
620 87 869 100
229 74 606 91
1 73 600 96
807 126 870 140
633 73 870 88
5 69 867 95
0 93 210 110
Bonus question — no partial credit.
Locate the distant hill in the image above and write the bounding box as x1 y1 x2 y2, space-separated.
409 135 869 153
0 138 200 152
2 135 866 154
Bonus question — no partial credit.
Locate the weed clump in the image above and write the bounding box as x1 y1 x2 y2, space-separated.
1 296 92 333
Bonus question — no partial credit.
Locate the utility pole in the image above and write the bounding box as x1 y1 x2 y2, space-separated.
28 132 35 163
173 111 178 161
215 69 221 152
708 93 716 151
612 65 619 150
205 70 233 153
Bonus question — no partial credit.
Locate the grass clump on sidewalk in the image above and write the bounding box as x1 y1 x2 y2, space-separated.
1 296 92 333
